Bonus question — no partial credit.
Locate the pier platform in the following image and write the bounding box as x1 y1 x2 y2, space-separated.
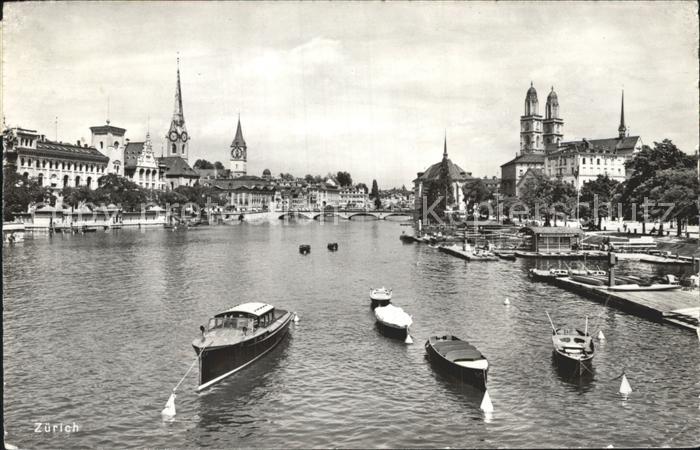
540 276 699 332
437 245 498 262
514 250 608 259
614 252 693 265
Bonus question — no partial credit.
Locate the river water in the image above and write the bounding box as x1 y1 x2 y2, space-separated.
3 220 699 448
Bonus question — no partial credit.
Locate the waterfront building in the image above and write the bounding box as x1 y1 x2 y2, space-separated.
413 136 474 212
203 175 276 212
159 59 199 189
3 126 109 194
500 153 546 197
89 122 126 175
543 139 628 189
480 176 501 194
229 116 247 178
123 132 166 190
307 179 341 209
520 226 583 253
339 185 369 209
515 168 544 194
275 183 308 210
543 92 642 186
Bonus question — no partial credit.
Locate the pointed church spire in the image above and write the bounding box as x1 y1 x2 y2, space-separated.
443 131 448 159
172 57 184 126
232 115 247 148
618 90 626 138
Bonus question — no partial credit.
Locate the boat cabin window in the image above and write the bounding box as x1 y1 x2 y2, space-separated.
559 337 571 343
257 310 276 328
209 312 255 330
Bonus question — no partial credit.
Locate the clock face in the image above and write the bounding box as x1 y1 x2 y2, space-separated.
169 131 178 142
231 147 242 159
181 132 188 142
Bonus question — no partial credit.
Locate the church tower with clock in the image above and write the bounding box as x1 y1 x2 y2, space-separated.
229 116 247 177
166 58 189 161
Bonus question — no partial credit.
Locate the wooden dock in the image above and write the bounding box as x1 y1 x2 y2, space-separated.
514 250 609 259
437 245 499 262
615 252 693 265
539 276 700 332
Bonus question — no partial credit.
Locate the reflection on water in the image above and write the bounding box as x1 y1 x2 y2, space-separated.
3 221 699 448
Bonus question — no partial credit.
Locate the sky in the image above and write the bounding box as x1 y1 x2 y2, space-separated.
2 1 698 188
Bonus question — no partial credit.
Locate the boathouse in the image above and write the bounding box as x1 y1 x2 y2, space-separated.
520 226 583 253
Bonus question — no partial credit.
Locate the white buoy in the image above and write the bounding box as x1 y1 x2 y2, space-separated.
619 374 632 398
405 331 413 345
606 445 614 448
161 392 176 418
503 298 510 306
480 390 494 413
597 330 606 341
293 313 300 323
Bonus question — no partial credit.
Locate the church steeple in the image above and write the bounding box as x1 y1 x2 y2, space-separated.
520 82 544 153
229 114 247 178
232 115 247 149
172 58 185 126
166 57 189 161
543 86 564 146
618 90 626 138
442 131 448 159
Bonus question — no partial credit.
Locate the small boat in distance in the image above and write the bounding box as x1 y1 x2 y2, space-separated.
399 233 415 243
425 335 488 390
374 304 413 342
528 267 568 281
299 244 311 255
546 312 594 376
369 287 392 308
192 302 294 391
327 242 339 251
494 250 516 261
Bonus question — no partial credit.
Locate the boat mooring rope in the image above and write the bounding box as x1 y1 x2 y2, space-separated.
162 340 211 418
172 339 212 392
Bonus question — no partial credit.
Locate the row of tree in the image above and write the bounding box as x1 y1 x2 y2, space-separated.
2 170 230 221
419 140 698 237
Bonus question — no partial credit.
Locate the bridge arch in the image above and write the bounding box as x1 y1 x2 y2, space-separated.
347 212 380 221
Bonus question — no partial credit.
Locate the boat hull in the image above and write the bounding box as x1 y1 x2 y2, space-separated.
552 349 593 376
193 313 292 390
375 319 408 340
425 339 487 391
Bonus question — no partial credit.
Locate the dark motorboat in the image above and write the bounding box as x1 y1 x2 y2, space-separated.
494 251 516 261
425 335 488 390
369 287 392 308
299 244 311 255
399 233 415 243
327 242 339 251
374 304 413 342
546 312 594 376
192 302 294 391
